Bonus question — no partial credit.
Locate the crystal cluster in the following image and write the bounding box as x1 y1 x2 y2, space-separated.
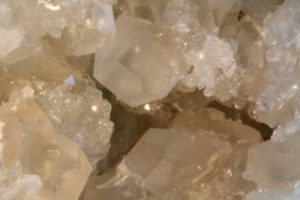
84 108 261 199
0 83 91 200
0 0 300 199
0 0 114 198
0 0 115 63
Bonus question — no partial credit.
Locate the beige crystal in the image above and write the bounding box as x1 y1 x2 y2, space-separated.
94 15 186 107
84 128 232 199
83 108 261 200
0 83 92 200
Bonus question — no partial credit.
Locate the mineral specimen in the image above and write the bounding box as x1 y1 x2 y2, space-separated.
1 0 300 199
93 15 186 107
0 0 115 62
254 0 300 128
1 47 114 166
83 108 261 199
245 129 300 200
83 128 233 200
0 86 92 200
182 33 238 99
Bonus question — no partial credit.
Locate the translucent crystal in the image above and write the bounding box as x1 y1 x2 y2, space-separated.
254 0 300 127
0 0 115 60
36 84 113 166
223 15 266 108
0 86 92 200
1 0 300 199
94 15 186 107
170 108 261 145
0 175 42 200
245 130 300 200
0 28 24 59
192 0 237 26
83 108 261 199
83 128 233 199
124 0 166 22
48 0 115 56
239 0 284 24
92 1 115 35
2 48 114 166
182 34 238 100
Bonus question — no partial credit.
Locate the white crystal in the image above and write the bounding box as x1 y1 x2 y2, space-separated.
182 34 238 99
3 49 114 166
36 84 114 166
92 0 115 35
0 175 42 200
63 75 75 86
254 0 300 127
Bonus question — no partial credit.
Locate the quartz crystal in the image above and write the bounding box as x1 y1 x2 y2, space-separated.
35 84 113 166
245 129 300 200
93 15 186 107
0 0 115 62
83 108 261 200
1 47 114 166
182 34 238 99
254 0 300 127
83 128 233 200
0 85 92 200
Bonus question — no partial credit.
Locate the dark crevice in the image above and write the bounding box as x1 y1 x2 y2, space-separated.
96 84 273 174
208 101 273 141
238 10 246 21
97 102 153 174
97 87 177 174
